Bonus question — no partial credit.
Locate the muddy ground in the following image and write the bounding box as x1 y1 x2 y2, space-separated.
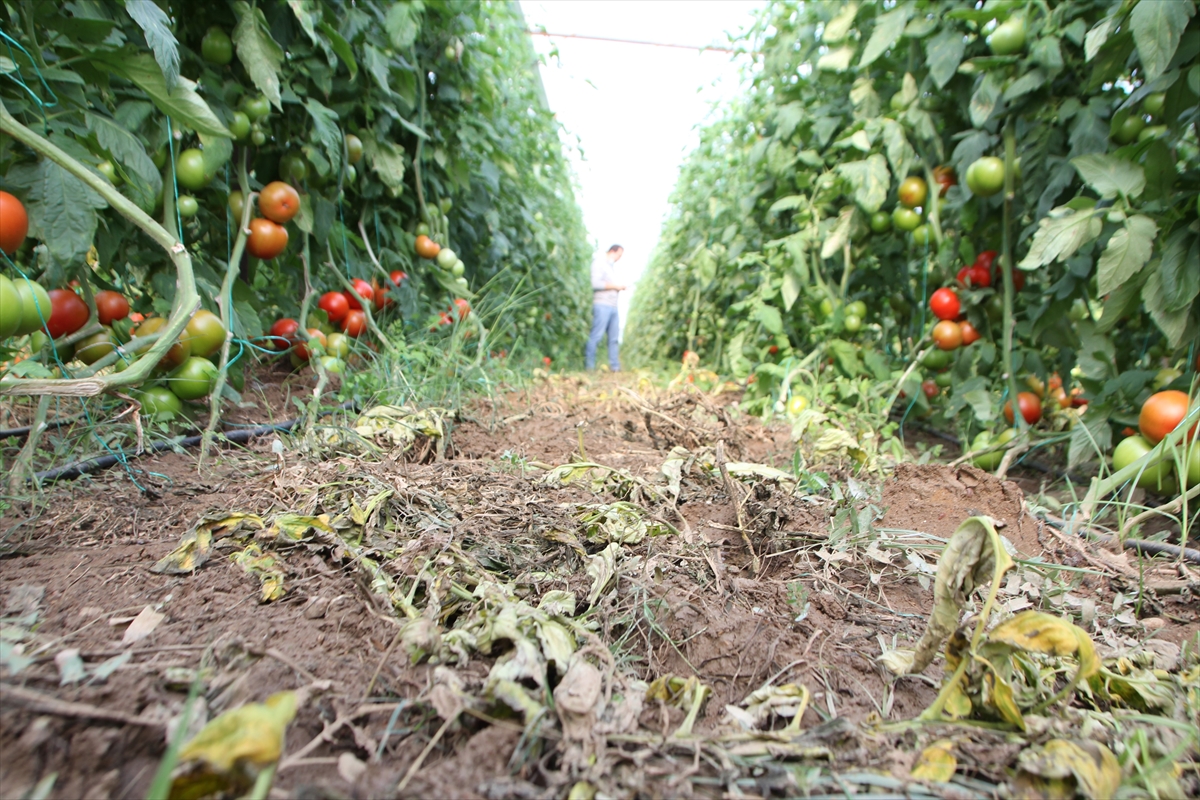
1 371 1197 799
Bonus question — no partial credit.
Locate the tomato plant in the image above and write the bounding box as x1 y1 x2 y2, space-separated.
267 318 300 351
1004 392 1042 426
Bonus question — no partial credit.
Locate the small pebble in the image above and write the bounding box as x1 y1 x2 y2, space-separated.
1142 617 1166 630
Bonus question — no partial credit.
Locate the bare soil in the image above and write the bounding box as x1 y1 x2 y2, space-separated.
1 372 1196 799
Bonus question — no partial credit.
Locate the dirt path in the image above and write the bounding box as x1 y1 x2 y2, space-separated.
1 373 1196 799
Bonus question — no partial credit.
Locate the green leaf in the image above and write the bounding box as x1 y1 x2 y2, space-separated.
817 46 855 72
362 44 392 94
926 30 966 89
752 301 783 335
768 195 805 214
821 206 856 259
782 232 809 286
1031 37 1064 76
1019 208 1102 271
881 120 916 185
827 339 862 377
6 159 107 267
124 0 179 90
233 1 284 110
305 98 343 171
1097 273 1147 333
1158 228 1199 312
317 22 358 81
1084 16 1116 62
362 137 407 192
860 5 913 67
948 377 993 423
384 2 424 50
1068 411 1111 470
1142 267 1190 347
1003 69 1045 101
823 3 859 43
97 54 230 138
775 102 805 140
781 271 801 311
969 72 1003 128
86 112 162 197
1070 154 1146 199
1129 0 1195 82
835 154 890 213
1097 215 1157 295
197 133 233 177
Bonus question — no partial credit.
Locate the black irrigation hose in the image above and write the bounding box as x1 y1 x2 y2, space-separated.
0 414 85 441
30 401 358 484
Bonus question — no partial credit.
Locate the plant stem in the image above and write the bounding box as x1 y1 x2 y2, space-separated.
0 102 199 398
1000 117 1024 434
8 396 50 494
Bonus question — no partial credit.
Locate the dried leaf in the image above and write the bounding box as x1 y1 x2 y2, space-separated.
910 739 957 782
1016 739 1121 800
988 611 1099 680
122 606 164 646
175 691 297 777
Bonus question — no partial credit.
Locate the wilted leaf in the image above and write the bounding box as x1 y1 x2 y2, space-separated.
860 5 912 67
1016 739 1121 800
122 606 165 646
231 544 286 602
910 739 956 782
585 542 620 605
989 610 1099 680
175 691 297 778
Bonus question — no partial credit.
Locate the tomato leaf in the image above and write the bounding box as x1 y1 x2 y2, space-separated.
1068 408 1111 470
823 3 859 43
1084 16 1117 62
6 159 106 268
1129 0 1195 82
233 1 285 111
817 46 855 72
925 30 966 89
197 134 233 178
124 0 180 91
1096 215 1157 295
882 119 917 182
1158 228 1199 312
1070 154 1145 199
362 137 408 194
316 22 358 81
305 98 344 172
969 72 1004 129
1018 207 1102 271
86 111 162 202
1003 68 1045 102
774 102 805 140
384 2 424 50
860 5 912 67
821 206 856 259
1142 267 1190 348
835 155 890 213
96 53 230 138
752 301 783 335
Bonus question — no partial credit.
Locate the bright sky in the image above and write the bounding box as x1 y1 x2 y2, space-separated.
519 1 760 325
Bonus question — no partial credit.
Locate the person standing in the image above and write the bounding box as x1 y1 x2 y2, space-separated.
586 244 625 371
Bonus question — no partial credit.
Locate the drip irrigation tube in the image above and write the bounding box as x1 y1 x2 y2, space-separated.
0 414 85 441
31 401 357 484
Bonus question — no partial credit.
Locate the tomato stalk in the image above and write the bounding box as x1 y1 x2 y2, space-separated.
838 241 853 304
0 101 200 399
1000 117 1024 440
202 148 255 459
324 241 398 355
301 233 334 440
922 163 944 248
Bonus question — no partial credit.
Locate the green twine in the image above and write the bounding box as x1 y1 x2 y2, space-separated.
0 30 58 133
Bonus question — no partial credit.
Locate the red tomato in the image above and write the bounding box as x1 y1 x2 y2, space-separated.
259 181 300 224
929 288 960 321
922 379 939 398
959 321 981 345
129 311 145 324
768 344 779 354
47 288 89 338
293 328 327 361
1139 390 1194 444
268 317 300 350
453 298 471 320
341 309 366 337
247 218 289 259
968 265 991 287
932 166 956 197
94 290 130 325
1004 391 1043 425
932 320 962 350
974 250 998 272
317 291 349 324
415 235 441 259
0 191 29 254
343 278 373 311
390 270 407 286
373 282 392 311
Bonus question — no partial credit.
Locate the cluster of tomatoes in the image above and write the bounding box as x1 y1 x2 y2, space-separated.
1112 390 1200 495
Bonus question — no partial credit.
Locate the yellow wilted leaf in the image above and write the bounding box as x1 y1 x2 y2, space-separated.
944 681 973 719
989 611 1099 680
268 513 335 542
983 671 1025 729
910 739 957 782
151 513 264 575
1016 739 1121 800
230 544 286 602
176 691 297 772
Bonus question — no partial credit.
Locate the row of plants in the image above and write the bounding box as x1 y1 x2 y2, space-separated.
0 0 590 446
626 0 1200 507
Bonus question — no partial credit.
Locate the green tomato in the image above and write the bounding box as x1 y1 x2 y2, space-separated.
0 275 21 338
1112 435 1174 491
280 152 308 183
892 206 922 232
345 134 363 165
912 224 931 246
30 329 75 363
1142 92 1166 117
869 211 891 233
175 149 210 191
228 191 245 222
241 95 271 121
75 327 117 365
177 195 199 218
437 248 458 270
920 348 953 370
965 157 1005 197
318 355 345 374
1137 125 1168 143
454 276 469 292
843 313 862 333
988 16 1026 56
819 298 836 317
1184 443 1200 489
345 164 356 184
846 300 867 319
97 160 121 186
13 279 52 336
201 27 233 65
415 222 431 237
250 129 267 147
971 427 1017 471
138 386 184 418
440 197 453 213
228 111 251 141
325 332 350 359
151 146 168 169
168 356 219 400
1111 114 1145 145
451 260 465 278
